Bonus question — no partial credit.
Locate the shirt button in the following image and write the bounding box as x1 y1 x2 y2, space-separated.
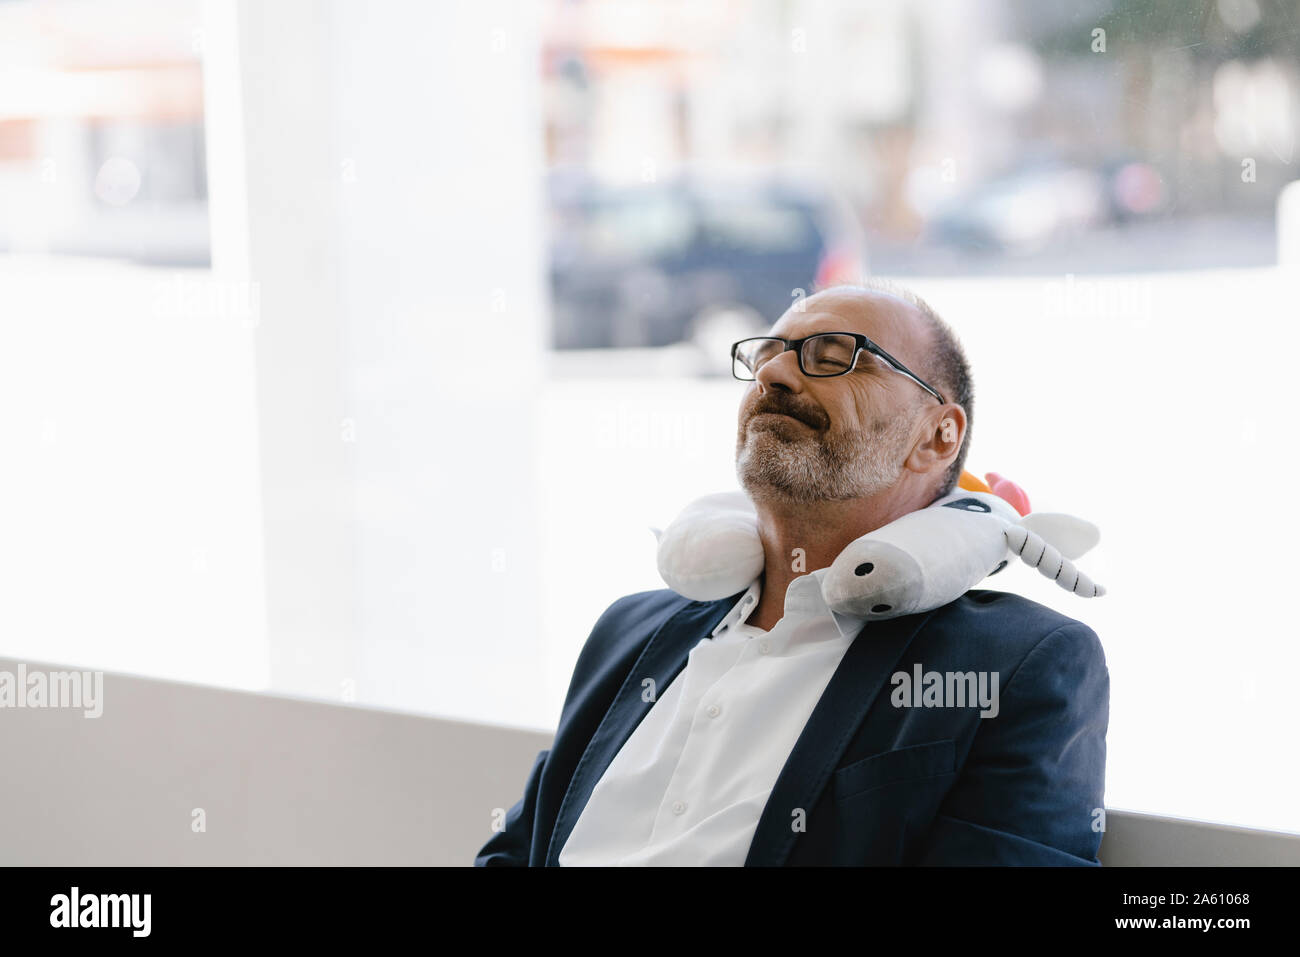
759 640 771 655
672 801 686 815
706 704 721 718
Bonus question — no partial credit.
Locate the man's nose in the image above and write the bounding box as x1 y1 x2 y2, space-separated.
754 350 803 393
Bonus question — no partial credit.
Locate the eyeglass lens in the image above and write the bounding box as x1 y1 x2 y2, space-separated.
733 334 860 379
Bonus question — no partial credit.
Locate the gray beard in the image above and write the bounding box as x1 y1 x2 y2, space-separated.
735 412 916 505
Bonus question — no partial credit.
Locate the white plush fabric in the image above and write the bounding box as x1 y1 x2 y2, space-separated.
654 487 1104 620
653 491 763 601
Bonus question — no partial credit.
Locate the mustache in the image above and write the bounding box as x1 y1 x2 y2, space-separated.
748 396 827 430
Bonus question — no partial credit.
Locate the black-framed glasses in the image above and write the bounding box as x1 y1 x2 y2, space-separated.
731 332 947 404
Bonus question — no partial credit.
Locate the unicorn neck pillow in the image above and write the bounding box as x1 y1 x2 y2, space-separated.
653 470 1104 622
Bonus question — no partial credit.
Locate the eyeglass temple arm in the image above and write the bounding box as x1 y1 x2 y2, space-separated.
861 342 946 404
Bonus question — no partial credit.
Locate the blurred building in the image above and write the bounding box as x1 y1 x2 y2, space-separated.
0 0 208 265
540 0 1299 255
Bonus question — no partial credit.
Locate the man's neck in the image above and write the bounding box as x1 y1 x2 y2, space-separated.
746 484 924 632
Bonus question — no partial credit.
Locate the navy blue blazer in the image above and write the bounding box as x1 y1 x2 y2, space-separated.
475 586 1109 866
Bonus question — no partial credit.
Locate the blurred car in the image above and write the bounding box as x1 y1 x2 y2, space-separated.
1100 156 1169 222
547 174 867 361
926 156 1167 255
927 159 1107 254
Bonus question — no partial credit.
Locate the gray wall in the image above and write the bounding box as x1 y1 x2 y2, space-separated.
0 656 548 865
2 655 1298 866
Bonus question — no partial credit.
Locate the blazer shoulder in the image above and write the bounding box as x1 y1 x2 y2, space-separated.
589 587 696 646
564 587 696 695
922 588 1103 664
600 585 695 618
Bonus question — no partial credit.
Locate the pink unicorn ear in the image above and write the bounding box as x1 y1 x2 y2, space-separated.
984 472 1031 517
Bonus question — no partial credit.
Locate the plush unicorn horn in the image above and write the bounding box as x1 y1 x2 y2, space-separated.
970 469 1103 594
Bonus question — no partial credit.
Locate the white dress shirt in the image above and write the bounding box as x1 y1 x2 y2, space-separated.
558 568 867 866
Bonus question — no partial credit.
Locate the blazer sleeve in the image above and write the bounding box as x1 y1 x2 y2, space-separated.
917 621 1110 866
474 748 549 867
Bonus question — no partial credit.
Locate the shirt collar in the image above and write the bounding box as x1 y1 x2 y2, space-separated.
710 569 867 640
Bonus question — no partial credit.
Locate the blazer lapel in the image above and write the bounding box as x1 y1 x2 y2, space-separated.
545 593 741 866
744 607 939 866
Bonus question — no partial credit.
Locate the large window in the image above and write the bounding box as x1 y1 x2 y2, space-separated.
6 0 1298 838
0 0 267 690
535 0 1300 838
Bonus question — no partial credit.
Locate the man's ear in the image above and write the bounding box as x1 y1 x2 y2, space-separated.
938 404 965 451
905 404 965 476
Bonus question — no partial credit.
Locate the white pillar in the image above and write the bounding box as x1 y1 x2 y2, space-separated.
205 0 548 721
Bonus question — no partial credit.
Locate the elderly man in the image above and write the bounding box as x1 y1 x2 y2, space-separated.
476 283 1109 866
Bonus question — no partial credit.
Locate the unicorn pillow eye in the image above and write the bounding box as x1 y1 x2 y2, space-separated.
942 498 992 513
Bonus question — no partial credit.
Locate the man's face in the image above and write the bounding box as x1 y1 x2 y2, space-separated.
734 289 931 505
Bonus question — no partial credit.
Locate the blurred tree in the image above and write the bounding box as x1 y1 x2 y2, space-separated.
1013 0 1300 62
